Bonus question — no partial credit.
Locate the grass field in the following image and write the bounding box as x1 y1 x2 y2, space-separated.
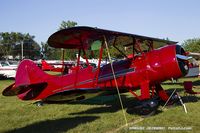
0 77 200 133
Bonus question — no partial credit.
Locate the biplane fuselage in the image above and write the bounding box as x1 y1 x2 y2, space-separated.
2 27 189 109
3 45 187 102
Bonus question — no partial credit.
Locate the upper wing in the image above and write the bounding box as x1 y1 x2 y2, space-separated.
47 26 177 49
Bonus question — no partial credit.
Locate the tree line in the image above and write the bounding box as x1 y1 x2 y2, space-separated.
0 32 40 60
1 20 199 60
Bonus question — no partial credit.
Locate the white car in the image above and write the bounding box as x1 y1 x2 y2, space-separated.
0 61 18 78
185 58 200 77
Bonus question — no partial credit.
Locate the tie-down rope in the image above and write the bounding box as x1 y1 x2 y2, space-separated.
104 36 128 126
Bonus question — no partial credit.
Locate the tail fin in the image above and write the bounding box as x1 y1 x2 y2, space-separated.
41 60 55 71
15 59 49 86
2 59 49 97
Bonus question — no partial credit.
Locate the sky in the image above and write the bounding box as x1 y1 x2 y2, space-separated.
1 0 200 45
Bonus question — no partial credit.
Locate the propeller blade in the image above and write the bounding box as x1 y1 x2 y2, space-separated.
176 54 192 60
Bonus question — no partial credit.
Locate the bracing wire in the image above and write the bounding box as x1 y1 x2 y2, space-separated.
162 88 187 114
162 89 177 109
104 36 128 126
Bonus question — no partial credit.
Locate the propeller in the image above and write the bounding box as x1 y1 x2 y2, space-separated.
175 45 191 76
176 54 192 61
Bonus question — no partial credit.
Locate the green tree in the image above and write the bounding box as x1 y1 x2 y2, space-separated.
0 32 41 60
0 32 15 58
182 38 200 53
0 45 5 58
59 20 78 60
44 20 78 60
41 42 63 60
58 20 78 30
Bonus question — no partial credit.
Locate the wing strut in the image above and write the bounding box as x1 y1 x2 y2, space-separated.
104 35 128 126
94 44 104 87
82 48 90 66
61 48 65 75
74 49 81 88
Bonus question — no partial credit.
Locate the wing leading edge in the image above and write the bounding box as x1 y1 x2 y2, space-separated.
47 26 177 49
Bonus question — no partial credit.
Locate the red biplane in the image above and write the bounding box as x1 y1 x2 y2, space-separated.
41 59 74 73
41 60 61 72
2 26 190 115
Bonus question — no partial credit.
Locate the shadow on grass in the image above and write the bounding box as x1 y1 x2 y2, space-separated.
70 105 118 115
193 80 200 86
5 116 99 133
164 88 200 103
165 88 183 93
0 76 15 80
69 89 200 116
69 95 164 116
182 95 199 103
69 95 138 115
39 87 200 117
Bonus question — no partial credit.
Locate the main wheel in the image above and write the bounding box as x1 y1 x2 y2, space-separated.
127 99 159 116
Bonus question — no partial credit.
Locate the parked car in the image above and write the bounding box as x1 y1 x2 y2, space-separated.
185 58 200 77
0 61 18 78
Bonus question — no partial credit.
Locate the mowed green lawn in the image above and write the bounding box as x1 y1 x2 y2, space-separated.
0 77 200 133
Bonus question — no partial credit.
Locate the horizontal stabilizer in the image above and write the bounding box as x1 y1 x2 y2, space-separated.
2 59 50 100
2 82 47 97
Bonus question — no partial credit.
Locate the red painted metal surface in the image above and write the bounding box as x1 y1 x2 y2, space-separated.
2 44 188 102
41 60 56 71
